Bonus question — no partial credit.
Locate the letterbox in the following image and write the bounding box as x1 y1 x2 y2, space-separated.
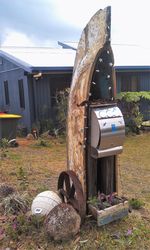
91 105 125 158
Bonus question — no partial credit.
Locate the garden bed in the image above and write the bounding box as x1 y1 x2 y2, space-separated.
89 200 129 226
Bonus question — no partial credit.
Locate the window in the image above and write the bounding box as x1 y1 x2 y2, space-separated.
4 80 10 105
18 79 25 108
0 57 3 65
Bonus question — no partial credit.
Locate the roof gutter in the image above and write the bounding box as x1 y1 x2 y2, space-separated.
30 66 73 74
115 65 150 72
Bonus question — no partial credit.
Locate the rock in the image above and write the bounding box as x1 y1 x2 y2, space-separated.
26 133 34 140
45 203 81 241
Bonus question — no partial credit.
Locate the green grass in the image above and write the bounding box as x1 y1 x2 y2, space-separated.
0 133 150 249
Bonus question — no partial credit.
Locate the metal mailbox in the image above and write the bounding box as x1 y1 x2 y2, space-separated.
91 105 125 158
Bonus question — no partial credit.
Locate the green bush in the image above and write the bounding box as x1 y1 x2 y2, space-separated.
129 198 144 210
117 91 150 134
55 88 70 135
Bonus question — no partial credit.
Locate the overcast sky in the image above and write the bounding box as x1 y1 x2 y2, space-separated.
0 0 150 48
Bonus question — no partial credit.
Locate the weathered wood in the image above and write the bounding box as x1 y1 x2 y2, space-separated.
97 156 116 195
67 7 111 195
88 201 129 226
115 156 119 194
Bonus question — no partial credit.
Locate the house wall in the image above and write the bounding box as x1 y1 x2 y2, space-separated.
1 54 150 134
27 73 72 128
0 57 31 131
116 71 150 92
116 71 150 120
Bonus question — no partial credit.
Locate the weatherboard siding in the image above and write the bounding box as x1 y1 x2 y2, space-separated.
33 76 52 122
0 57 20 72
28 74 71 127
139 72 150 91
116 71 150 92
116 72 150 120
0 53 150 132
0 58 31 130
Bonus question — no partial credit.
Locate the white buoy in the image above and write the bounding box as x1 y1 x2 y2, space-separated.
31 190 62 216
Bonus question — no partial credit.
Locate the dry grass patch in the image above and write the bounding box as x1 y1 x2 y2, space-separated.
0 133 150 249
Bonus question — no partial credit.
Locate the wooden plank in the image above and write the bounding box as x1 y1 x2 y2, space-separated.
97 156 116 195
86 107 97 198
89 201 129 226
67 7 111 195
115 156 119 194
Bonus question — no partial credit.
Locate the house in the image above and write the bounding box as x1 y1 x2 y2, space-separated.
59 41 150 91
0 43 150 131
0 47 75 131
59 42 150 120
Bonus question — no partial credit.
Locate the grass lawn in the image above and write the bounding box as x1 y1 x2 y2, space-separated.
0 133 150 250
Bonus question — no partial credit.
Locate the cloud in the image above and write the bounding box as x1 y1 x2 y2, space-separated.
0 0 81 45
0 0 150 47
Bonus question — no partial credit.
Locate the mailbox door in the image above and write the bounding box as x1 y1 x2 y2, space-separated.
98 117 125 150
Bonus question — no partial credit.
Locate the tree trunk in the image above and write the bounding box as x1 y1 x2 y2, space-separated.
67 7 111 194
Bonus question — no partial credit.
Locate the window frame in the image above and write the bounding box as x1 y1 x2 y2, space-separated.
18 79 25 109
4 80 10 105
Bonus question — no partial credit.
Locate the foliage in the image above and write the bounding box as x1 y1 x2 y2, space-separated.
0 138 9 158
17 166 29 191
0 184 15 201
36 139 48 147
116 92 150 133
30 88 70 137
117 91 150 102
5 214 45 241
17 125 28 137
32 119 55 136
129 198 144 210
33 138 52 148
88 192 127 210
1 192 29 215
0 135 150 249
0 138 9 148
55 88 70 135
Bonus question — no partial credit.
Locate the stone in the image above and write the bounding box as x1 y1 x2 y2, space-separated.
44 203 81 241
26 133 34 140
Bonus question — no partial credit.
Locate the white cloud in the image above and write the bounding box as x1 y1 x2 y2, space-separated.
0 0 150 48
53 0 150 47
2 30 35 47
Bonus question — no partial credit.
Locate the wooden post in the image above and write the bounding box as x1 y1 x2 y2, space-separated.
67 7 113 196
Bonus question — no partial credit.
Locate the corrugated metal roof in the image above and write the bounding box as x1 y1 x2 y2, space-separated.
58 42 150 69
0 43 150 72
0 47 76 72
113 45 150 67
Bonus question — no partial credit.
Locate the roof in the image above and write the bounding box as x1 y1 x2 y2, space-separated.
0 47 76 73
113 44 150 71
58 42 150 71
0 42 150 73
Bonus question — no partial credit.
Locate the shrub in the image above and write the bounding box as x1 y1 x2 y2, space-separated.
55 88 70 135
0 138 9 148
129 198 144 210
117 91 150 133
1 192 29 215
17 167 29 191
